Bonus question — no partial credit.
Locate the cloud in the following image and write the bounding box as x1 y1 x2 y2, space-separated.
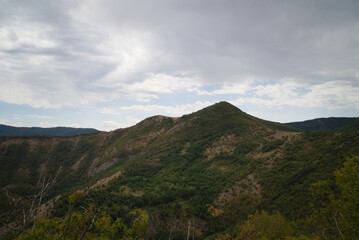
197 76 256 96
100 107 118 115
233 80 359 110
101 115 140 131
101 121 125 131
120 101 213 116
301 81 359 109
125 115 141 126
124 73 201 101
0 119 22 127
38 122 57 128
28 115 54 119
127 73 200 94
0 0 358 115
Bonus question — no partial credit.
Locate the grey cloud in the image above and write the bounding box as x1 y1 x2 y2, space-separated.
0 0 358 108
93 0 359 82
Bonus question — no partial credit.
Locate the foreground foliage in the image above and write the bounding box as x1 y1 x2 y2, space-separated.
16 192 149 240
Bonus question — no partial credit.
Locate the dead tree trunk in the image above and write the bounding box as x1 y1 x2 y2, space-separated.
19 167 62 231
186 220 190 240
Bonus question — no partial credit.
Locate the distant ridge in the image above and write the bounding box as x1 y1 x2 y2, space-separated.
286 117 359 131
0 124 99 136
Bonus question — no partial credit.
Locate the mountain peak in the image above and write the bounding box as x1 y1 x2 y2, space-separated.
209 101 240 110
192 101 244 116
186 101 296 132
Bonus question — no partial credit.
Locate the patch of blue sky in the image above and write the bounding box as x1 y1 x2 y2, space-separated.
0 102 55 126
292 86 311 96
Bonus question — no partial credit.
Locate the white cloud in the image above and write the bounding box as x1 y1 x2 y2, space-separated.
123 73 202 101
233 80 359 110
125 115 141 126
100 107 118 115
303 81 359 109
128 73 201 94
0 80 42 107
99 72 202 103
96 30 157 85
101 120 127 131
120 101 213 116
100 115 140 131
0 23 57 51
28 115 54 119
38 122 57 128
197 76 256 96
0 119 22 127
65 123 83 128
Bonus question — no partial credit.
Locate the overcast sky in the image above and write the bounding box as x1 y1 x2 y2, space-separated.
1 0 359 131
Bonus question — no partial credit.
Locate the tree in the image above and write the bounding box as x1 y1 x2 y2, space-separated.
0 167 61 236
305 156 359 239
235 211 298 240
305 179 338 238
334 156 359 238
16 191 149 240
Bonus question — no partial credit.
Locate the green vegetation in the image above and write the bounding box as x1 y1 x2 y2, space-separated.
286 117 359 131
236 211 297 240
16 192 149 240
1 102 359 239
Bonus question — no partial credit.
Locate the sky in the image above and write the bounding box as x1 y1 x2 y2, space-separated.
1 0 359 131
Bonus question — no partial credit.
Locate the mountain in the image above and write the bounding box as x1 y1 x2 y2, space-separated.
0 124 99 136
286 117 359 131
1 101 359 239
338 118 359 132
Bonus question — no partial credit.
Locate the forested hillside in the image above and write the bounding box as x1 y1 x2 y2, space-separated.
286 117 359 131
0 125 99 136
1 102 358 240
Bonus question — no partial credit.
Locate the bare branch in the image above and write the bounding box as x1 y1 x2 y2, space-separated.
333 210 344 239
79 209 98 240
186 220 190 240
